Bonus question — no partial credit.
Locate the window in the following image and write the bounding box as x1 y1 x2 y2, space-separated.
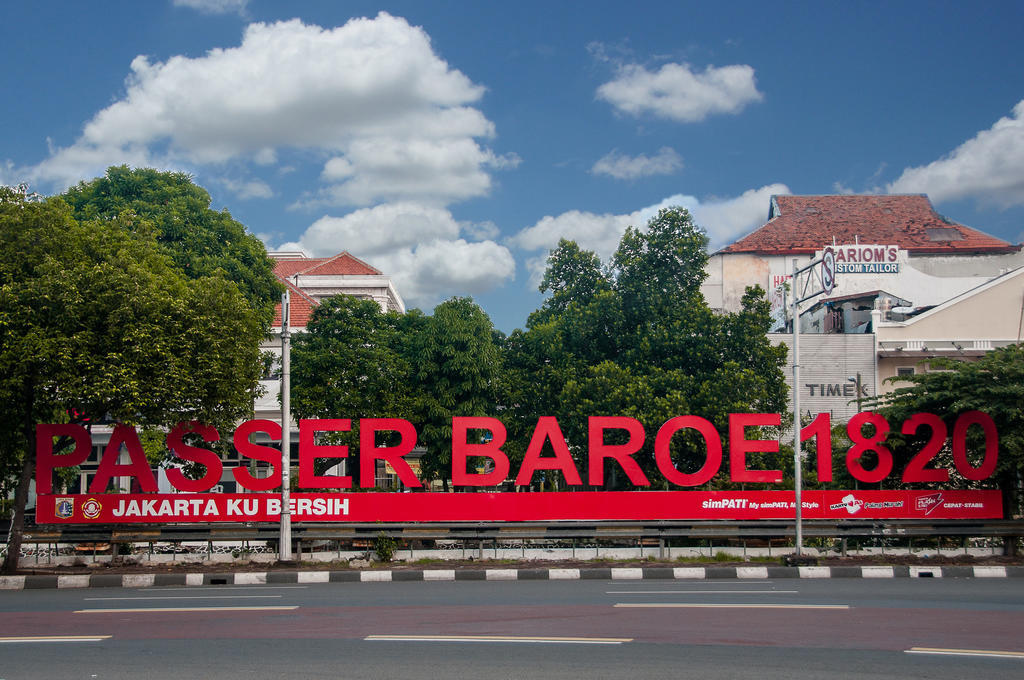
896 367 915 377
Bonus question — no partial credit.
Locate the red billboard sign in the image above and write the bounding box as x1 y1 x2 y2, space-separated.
34 410 1004 523
37 489 1003 523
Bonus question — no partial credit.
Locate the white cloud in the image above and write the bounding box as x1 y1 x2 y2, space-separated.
173 0 248 16
283 202 515 307
27 14 507 206
219 177 273 199
297 203 462 257
511 184 788 286
597 62 763 123
592 147 682 179
373 239 516 307
887 100 1024 207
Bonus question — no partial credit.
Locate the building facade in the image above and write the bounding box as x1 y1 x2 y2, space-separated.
705 194 1024 413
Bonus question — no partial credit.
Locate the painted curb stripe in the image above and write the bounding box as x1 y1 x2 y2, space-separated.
0 565 1020 589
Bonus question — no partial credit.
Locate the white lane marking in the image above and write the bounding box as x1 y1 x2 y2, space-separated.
0 635 112 643
365 635 631 645
606 590 799 594
74 606 299 613
614 603 849 609
906 647 1024 659
85 595 283 601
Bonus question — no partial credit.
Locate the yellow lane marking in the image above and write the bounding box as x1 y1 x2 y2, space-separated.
907 647 1024 659
74 606 299 613
614 603 849 609
365 635 632 644
0 635 112 643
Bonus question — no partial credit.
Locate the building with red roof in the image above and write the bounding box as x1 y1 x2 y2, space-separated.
256 250 405 423
704 194 1024 420
704 194 1022 316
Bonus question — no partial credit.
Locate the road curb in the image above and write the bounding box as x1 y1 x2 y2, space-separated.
1 564 1021 590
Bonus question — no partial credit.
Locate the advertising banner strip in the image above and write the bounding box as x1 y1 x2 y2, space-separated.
37 490 1003 524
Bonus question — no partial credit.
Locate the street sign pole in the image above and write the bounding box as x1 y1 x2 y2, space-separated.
790 247 834 557
279 289 292 562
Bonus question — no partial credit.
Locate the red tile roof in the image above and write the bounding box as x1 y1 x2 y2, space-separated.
273 251 381 278
272 278 318 328
719 195 1019 256
270 251 382 328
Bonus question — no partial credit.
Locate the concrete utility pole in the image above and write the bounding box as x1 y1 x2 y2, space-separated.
790 248 835 557
280 288 292 562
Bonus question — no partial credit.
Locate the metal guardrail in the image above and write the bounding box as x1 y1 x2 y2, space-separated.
16 519 1024 546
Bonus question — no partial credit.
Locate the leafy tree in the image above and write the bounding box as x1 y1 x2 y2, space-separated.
868 345 1024 526
62 166 282 326
406 297 503 488
507 208 788 490
289 296 412 485
0 186 266 573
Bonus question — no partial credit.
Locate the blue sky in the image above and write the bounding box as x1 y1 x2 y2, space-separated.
3 1 1023 332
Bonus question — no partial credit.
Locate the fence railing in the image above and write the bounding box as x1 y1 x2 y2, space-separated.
9 519 1023 556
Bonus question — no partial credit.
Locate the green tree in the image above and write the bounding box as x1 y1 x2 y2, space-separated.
868 345 1024 526
507 207 788 490
290 296 412 485
0 186 266 573
406 297 503 488
62 166 282 326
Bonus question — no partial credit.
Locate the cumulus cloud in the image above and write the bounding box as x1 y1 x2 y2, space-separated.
596 62 763 123
281 202 515 307
592 147 682 179
27 14 507 206
172 0 248 15
511 184 788 286
218 177 273 199
887 100 1024 207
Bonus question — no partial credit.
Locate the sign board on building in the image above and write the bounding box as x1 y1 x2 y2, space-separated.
827 244 901 274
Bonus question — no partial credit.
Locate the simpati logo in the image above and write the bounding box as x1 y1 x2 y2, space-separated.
915 492 944 515
81 498 102 519
829 494 864 515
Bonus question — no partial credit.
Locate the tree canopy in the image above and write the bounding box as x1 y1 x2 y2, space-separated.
62 166 282 326
868 345 1024 519
0 175 273 572
504 208 789 489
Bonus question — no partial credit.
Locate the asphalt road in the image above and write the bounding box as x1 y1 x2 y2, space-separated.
2 578 1023 679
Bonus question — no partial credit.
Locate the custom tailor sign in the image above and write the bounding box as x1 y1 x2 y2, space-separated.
34 411 1003 523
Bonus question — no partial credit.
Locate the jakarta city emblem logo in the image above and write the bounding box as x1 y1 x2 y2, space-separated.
55 497 74 519
81 498 102 520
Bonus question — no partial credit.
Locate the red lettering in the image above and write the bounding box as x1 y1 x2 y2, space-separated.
165 422 223 492
729 413 782 484
452 417 510 486
588 416 649 486
887 246 898 262
298 419 352 489
35 424 92 494
232 419 282 491
89 424 158 493
515 417 582 487
654 416 722 487
360 418 421 488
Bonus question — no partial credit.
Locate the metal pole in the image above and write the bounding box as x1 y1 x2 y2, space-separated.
792 258 803 556
280 289 293 562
